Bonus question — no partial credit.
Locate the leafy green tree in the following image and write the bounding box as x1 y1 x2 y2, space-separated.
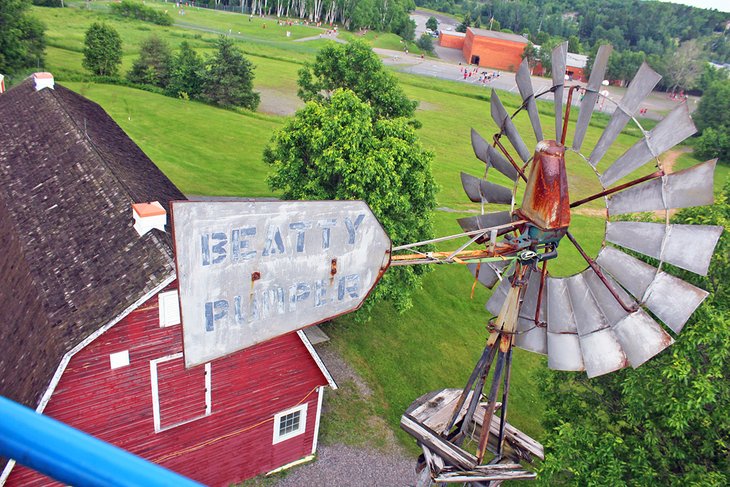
264 89 437 313
455 12 471 33
127 35 172 88
522 42 540 73
698 63 729 94
166 41 205 99
202 36 259 110
0 0 46 74
32 0 63 6
537 180 730 486
426 16 438 32
695 127 730 162
82 22 122 77
694 79 730 134
416 33 434 54
297 40 418 122
664 39 705 94
567 35 581 53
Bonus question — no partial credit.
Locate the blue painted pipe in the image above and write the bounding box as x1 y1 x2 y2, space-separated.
0 396 204 487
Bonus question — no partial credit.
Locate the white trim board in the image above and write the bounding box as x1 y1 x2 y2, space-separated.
150 353 211 433
297 330 337 390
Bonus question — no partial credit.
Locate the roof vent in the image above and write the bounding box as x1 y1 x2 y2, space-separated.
33 72 54 91
132 202 167 236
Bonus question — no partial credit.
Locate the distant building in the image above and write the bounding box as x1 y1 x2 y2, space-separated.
533 49 588 82
439 30 466 50
462 28 529 70
0 73 336 486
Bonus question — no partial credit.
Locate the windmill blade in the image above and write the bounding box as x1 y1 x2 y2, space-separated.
566 272 627 377
612 310 674 368
582 267 635 327
600 104 696 187
552 41 568 140
607 159 717 215
490 89 531 163
596 246 709 333
486 278 510 316
589 63 662 167
516 59 543 142
572 44 613 152
457 212 513 234
546 277 584 371
460 172 513 204
470 129 520 181
514 272 547 354
457 211 514 244
606 221 723 276
467 260 510 289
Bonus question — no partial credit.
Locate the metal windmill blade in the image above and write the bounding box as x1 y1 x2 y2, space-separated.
552 41 568 139
491 89 531 163
515 59 543 142
572 44 612 151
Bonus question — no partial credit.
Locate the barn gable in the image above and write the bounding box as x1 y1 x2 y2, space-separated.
0 77 184 417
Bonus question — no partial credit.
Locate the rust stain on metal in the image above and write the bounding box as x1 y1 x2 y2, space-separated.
329 258 337 284
517 141 570 230
251 271 261 282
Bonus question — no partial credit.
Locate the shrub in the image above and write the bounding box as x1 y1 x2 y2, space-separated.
110 0 173 26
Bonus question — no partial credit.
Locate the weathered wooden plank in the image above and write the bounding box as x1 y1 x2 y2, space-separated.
401 414 477 470
435 467 537 483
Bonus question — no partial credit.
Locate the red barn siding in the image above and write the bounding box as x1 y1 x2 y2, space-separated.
7 282 328 487
463 30 526 70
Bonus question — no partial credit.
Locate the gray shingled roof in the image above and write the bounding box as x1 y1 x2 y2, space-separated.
0 78 186 412
468 27 529 44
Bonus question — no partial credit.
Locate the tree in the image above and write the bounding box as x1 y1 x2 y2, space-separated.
567 35 581 54
694 79 730 134
82 23 122 77
166 41 205 99
537 180 730 485
297 40 418 122
455 12 471 33
522 42 540 74
264 89 437 313
426 16 438 32
0 0 46 74
698 63 729 94
416 34 434 54
202 36 259 110
127 35 172 88
695 127 730 162
664 39 705 94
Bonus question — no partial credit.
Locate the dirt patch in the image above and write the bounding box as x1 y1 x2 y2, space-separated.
257 87 302 116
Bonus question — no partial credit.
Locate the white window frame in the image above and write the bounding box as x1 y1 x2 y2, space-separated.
150 353 211 433
272 403 308 444
158 290 181 327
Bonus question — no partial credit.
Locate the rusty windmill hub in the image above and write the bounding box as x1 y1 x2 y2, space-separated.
395 41 723 486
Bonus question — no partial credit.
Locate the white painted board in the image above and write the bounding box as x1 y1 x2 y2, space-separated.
171 201 391 367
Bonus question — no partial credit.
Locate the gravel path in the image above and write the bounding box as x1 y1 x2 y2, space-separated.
275 444 418 486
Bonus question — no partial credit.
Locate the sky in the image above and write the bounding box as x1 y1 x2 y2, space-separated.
656 0 730 13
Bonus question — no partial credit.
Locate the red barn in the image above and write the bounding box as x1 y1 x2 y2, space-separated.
462 27 528 70
0 74 336 486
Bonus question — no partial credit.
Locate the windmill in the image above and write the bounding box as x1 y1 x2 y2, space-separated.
392 42 724 485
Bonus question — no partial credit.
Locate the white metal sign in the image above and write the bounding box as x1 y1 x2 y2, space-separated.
171 201 391 367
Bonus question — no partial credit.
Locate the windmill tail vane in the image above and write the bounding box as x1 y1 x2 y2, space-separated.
390 42 723 485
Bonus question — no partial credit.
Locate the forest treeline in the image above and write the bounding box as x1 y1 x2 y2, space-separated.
419 0 729 81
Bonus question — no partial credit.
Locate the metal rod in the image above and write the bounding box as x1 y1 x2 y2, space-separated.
566 231 636 313
444 343 495 435
493 135 528 182
390 248 519 267
497 346 514 457
561 85 581 145
476 349 506 463
391 221 527 252
0 396 203 487
534 257 548 326
570 170 665 208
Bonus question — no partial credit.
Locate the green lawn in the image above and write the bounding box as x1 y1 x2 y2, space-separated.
32 2 728 456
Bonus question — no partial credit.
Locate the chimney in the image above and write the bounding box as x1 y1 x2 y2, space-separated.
33 72 54 91
132 202 167 236
0 74 5 94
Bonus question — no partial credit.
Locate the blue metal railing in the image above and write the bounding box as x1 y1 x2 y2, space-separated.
0 396 204 487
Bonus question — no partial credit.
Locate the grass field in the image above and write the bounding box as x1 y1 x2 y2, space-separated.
30 1 728 456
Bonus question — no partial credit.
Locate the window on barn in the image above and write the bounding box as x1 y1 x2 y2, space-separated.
150 353 211 432
273 403 308 444
158 290 181 327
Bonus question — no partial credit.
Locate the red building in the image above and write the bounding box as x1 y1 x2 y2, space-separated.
0 74 336 486
438 30 466 50
462 27 528 70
